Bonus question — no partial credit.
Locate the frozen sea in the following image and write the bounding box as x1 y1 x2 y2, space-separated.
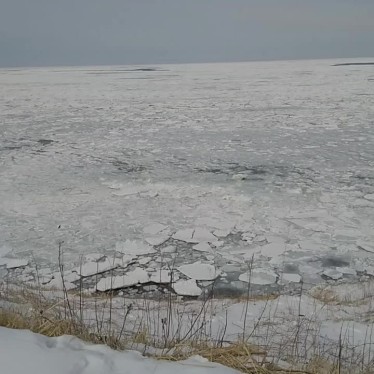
1 58 374 294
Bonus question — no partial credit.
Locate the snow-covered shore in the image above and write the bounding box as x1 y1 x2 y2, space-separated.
0 327 240 374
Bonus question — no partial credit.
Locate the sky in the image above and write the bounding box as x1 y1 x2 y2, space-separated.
0 0 373 67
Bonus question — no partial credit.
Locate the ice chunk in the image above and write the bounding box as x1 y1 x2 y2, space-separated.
46 273 77 290
213 229 231 238
84 253 106 262
138 257 152 265
96 268 150 291
172 228 216 243
0 246 11 258
279 273 302 284
112 185 148 196
364 194 374 201
145 236 169 246
116 240 155 256
160 246 177 254
173 279 201 296
192 243 212 253
195 218 235 230
210 241 224 248
149 270 176 283
260 242 287 257
0 258 28 269
178 262 220 280
239 269 278 285
336 267 356 276
78 256 133 277
322 269 343 280
357 240 374 253
143 223 168 235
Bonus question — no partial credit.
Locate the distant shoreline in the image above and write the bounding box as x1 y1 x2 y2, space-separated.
333 62 374 66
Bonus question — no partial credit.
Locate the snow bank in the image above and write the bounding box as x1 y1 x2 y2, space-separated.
0 327 239 374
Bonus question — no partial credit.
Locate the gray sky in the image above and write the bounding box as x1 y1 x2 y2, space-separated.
1 0 373 67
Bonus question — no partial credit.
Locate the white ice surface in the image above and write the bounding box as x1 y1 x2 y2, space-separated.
0 258 28 269
173 279 202 296
178 262 220 281
239 269 278 285
115 240 155 256
96 268 150 291
192 242 213 253
173 228 217 244
0 327 238 374
1 59 374 294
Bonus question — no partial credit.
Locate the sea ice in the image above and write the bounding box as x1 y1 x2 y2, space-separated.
322 269 343 280
279 273 302 284
96 268 150 291
357 240 374 253
335 267 356 276
148 270 176 283
364 194 374 201
178 262 220 281
172 228 217 243
160 245 177 254
213 229 231 238
259 242 287 257
0 258 28 269
145 236 169 246
116 240 155 256
239 269 278 285
78 256 134 277
173 279 202 296
143 223 168 235
192 242 212 253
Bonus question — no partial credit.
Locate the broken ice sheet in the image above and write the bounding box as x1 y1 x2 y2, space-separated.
143 223 168 235
116 240 155 256
96 268 150 291
173 279 201 296
145 236 169 246
322 269 343 280
78 256 133 277
213 229 231 238
357 240 374 253
178 262 221 281
195 217 236 231
279 273 302 285
172 228 217 243
192 242 212 253
0 258 29 269
239 268 278 285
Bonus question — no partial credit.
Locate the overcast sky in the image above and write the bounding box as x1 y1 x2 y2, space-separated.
1 0 373 67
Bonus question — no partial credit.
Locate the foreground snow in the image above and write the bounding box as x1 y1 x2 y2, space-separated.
0 327 239 374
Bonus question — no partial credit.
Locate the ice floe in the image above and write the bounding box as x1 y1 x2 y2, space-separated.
172 228 217 243
279 273 302 284
96 268 150 291
116 240 155 256
78 256 133 277
145 236 169 246
178 262 220 281
143 223 168 235
357 240 374 253
173 279 202 296
192 242 212 253
322 269 343 280
0 258 29 269
239 269 278 285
